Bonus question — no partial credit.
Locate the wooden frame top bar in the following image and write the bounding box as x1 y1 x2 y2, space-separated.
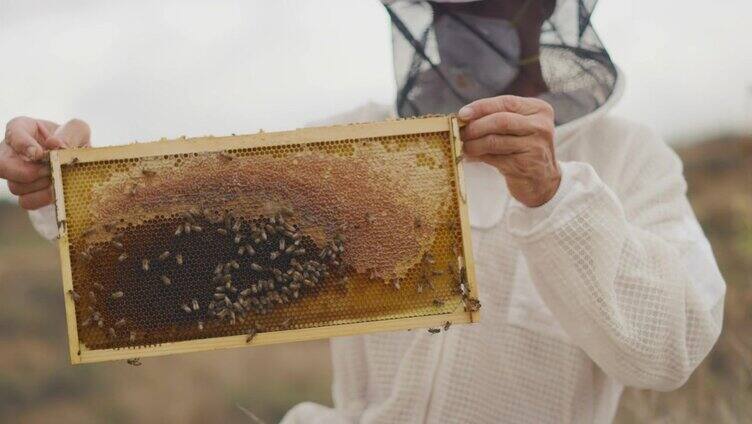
51 117 451 165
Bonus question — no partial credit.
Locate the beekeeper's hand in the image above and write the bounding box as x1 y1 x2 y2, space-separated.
459 95 560 208
1 117 91 210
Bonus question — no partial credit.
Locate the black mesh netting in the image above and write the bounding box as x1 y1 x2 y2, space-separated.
383 0 617 125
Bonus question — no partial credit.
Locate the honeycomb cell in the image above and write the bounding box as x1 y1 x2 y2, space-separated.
58 117 473 354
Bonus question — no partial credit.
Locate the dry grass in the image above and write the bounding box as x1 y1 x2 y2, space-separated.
0 135 749 423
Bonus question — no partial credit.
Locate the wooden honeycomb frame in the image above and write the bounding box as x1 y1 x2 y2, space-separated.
50 116 479 364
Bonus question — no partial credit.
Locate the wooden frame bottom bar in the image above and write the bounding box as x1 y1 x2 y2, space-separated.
76 310 475 364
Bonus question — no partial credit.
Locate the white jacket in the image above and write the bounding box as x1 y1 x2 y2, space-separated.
279 74 726 423
29 73 725 424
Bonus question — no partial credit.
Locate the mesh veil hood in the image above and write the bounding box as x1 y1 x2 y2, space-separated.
382 0 618 126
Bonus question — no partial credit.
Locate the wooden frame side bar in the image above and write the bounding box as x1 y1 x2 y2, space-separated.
51 151 83 364
448 116 480 323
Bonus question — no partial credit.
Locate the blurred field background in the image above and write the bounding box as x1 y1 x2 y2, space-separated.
0 133 748 423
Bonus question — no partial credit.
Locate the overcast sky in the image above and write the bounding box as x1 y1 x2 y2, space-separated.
1 0 750 200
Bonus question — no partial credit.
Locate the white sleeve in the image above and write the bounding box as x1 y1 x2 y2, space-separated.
280 336 368 424
28 204 58 241
506 131 725 391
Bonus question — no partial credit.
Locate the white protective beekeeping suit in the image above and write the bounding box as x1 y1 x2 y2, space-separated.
28 1 725 422
278 0 727 423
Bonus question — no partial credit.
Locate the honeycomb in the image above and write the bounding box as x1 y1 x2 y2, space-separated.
56 117 477 357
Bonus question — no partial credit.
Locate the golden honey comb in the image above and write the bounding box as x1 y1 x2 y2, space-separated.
50 116 480 364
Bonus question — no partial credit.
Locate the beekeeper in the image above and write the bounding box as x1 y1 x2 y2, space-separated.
0 0 726 422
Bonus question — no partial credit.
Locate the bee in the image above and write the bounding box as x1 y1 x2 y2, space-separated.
270 251 279 261
464 297 481 312
118 252 128 262
279 238 286 251
250 263 263 272
141 258 150 272
81 226 96 238
191 225 202 233
230 260 240 270
260 230 267 241
240 288 252 297
129 331 137 342
232 220 242 233
414 217 423 228
110 240 123 250
191 299 199 311
216 228 228 236
68 289 81 301
246 327 257 343
285 244 296 254
366 213 376 224
111 291 124 299
175 254 184 266
245 244 256 256
81 316 91 327
115 318 127 328
79 250 92 261
91 282 103 291
158 251 171 261
219 151 233 160
234 234 243 244
214 263 223 275
280 205 294 217
417 283 424 294
432 299 444 307
174 225 183 237
238 246 245 255
428 328 441 334
293 248 305 256
70 157 79 164
141 168 157 177
161 275 171 286
214 293 226 300
126 358 142 366
443 321 451 331
108 327 117 338
184 222 192 234
279 318 292 330
197 321 204 331
88 291 97 302
181 304 192 314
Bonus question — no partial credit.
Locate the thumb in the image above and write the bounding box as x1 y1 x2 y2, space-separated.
42 119 91 150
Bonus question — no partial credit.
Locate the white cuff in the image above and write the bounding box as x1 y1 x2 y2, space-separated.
28 204 59 241
506 161 605 240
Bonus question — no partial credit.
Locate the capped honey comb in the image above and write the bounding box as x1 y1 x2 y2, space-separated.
50 116 480 364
